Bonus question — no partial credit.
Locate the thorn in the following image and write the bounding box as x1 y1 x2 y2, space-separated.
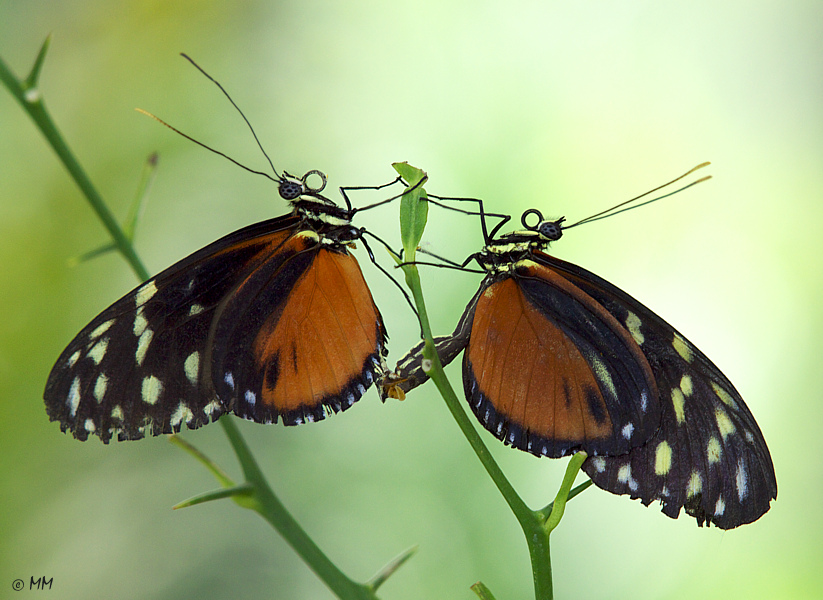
24 34 52 94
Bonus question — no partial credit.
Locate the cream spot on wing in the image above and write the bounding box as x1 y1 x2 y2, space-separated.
136 328 154 366
135 281 158 306
617 464 638 491
671 387 686 424
67 350 81 368
680 374 693 397
707 436 722 464
68 377 82 417
93 373 108 403
654 441 672 476
204 399 221 416
590 457 606 473
170 402 194 427
736 459 749 501
90 319 115 339
84 419 96 432
133 309 149 337
672 333 693 363
588 352 617 400
686 471 703 498
111 405 124 420
715 408 736 440
711 381 739 410
714 496 726 516
88 337 109 365
141 375 163 405
189 304 204 316
625 311 644 345
184 351 200 385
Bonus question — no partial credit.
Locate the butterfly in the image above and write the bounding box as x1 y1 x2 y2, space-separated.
382 172 777 529
44 169 394 442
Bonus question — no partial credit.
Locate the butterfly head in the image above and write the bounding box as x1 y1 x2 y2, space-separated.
521 209 565 243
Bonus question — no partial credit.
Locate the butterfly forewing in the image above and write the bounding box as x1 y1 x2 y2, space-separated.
464 260 661 458
540 252 776 528
44 213 387 442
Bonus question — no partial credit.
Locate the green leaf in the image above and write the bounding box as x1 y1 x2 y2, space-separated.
392 162 428 260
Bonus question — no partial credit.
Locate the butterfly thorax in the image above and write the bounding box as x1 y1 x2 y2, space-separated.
289 195 361 245
474 225 562 275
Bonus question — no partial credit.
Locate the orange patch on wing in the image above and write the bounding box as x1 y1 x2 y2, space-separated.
467 277 614 443
253 245 381 411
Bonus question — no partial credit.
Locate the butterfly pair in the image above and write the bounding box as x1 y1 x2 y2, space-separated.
44 165 776 529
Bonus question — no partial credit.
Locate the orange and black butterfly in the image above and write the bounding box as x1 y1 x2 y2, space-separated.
43 55 409 443
44 168 398 442
384 170 776 529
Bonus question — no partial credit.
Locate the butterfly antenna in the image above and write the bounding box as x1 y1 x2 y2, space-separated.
564 162 712 229
179 53 282 180
135 108 279 183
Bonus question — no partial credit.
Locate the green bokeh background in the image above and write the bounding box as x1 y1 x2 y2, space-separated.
2 1 821 598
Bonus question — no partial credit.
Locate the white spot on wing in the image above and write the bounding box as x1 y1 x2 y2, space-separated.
245 390 256 406
141 375 163 405
224 372 235 390
135 281 158 306
111 405 124 420
617 464 638 491
672 333 693 363
93 373 108 402
736 459 749 501
622 423 634 439
714 496 726 516
707 436 722 464
626 311 644 345
136 328 153 366
189 304 204 316
715 408 736 440
184 351 200 385
590 457 606 473
686 471 703 498
133 309 149 337
170 402 194 427
88 337 109 365
84 419 96 433
654 441 672 476
90 319 115 339
204 399 221 416
67 350 81 368
68 377 82 417
671 387 686 424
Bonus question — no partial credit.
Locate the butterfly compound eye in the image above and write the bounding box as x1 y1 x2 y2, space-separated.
278 179 304 200
537 218 564 241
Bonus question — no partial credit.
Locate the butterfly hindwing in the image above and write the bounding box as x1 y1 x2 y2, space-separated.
541 252 776 528
212 231 387 425
464 260 661 458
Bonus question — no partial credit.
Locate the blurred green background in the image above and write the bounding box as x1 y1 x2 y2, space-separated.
2 1 821 598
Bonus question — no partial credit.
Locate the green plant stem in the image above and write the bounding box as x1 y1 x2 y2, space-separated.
2 42 382 600
220 419 377 600
0 46 148 281
402 262 555 599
